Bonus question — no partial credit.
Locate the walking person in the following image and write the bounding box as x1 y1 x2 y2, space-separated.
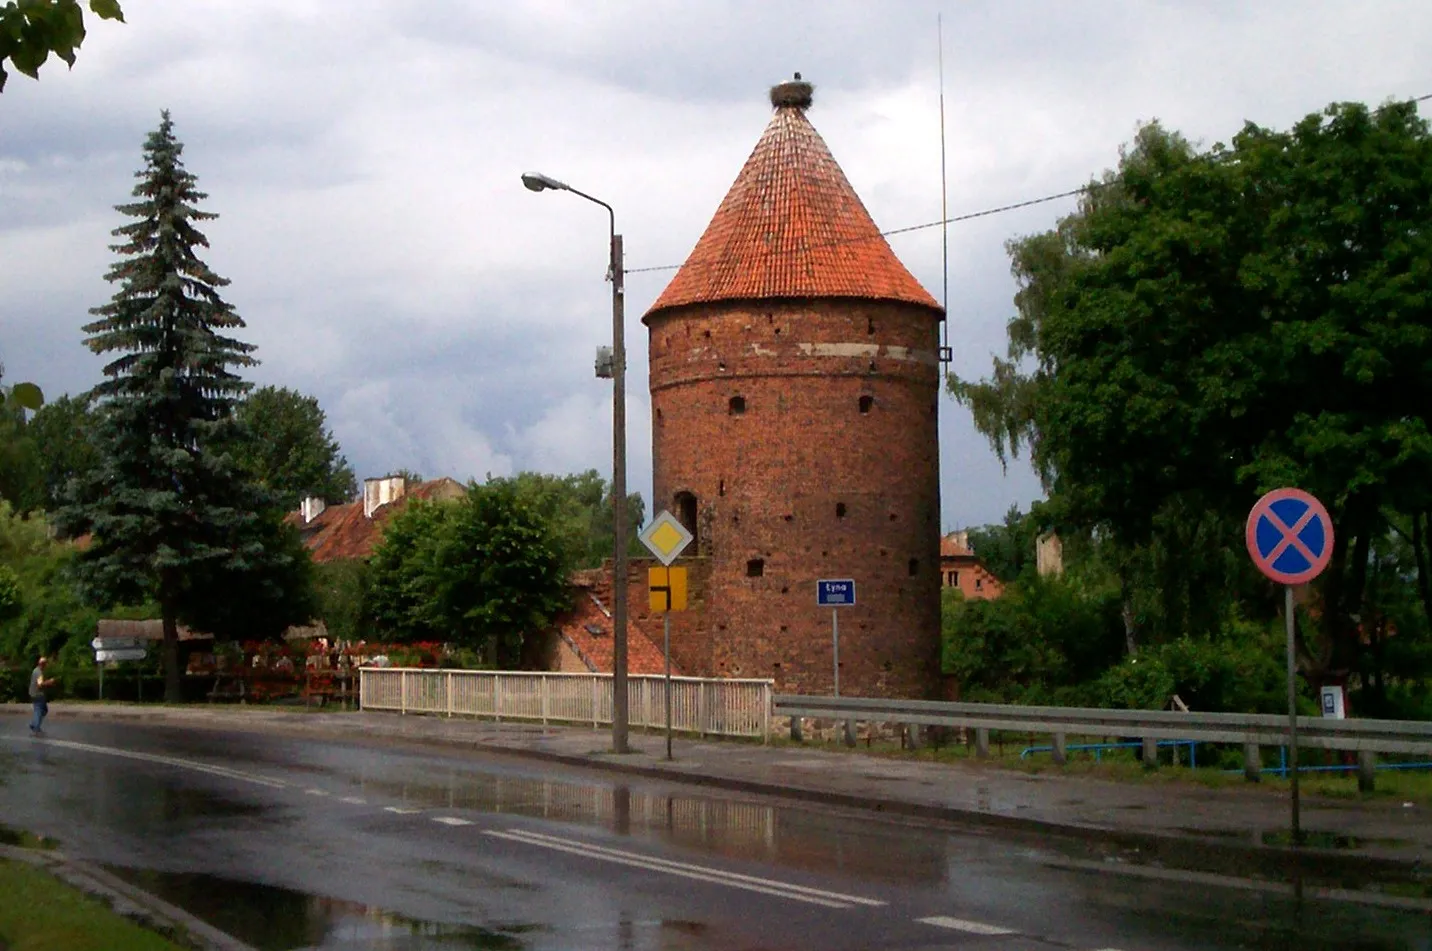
29 655 55 735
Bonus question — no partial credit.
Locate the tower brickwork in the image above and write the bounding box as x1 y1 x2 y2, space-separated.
643 78 943 698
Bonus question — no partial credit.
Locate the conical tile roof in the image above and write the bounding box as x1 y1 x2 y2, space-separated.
645 81 941 319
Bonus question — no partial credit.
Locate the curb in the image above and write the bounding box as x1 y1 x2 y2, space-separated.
0 843 257 951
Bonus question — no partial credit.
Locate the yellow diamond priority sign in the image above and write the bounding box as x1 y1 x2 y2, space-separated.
639 510 693 566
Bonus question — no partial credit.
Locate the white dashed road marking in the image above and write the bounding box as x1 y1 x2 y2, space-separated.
916 916 1016 936
305 788 329 796
384 807 421 815
432 817 473 826
487 828 884 909
338 796 366 804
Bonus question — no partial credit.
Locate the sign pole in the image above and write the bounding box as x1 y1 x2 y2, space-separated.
1245 487 1331 851
98 661 104 701
664 612 673 761
832 609 840 698
1285 584 1301 844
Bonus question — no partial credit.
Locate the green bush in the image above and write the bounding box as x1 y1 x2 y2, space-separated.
1091 619 1290 713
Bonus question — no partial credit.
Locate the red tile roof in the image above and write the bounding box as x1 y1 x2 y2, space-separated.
645 82 942 319
288 478 465 562
557 576 679 677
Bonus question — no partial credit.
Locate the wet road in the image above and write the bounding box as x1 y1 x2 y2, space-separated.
1 721 1428 950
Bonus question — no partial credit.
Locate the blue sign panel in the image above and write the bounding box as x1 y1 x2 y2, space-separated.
817 579 856 607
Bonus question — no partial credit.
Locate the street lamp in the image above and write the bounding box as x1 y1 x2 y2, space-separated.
522 170 630 754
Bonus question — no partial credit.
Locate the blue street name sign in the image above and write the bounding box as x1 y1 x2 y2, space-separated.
817 579 856 607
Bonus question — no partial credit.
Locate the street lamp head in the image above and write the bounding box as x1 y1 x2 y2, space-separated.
521 171 567 193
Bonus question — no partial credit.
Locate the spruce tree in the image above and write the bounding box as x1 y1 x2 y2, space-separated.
62 111 262 702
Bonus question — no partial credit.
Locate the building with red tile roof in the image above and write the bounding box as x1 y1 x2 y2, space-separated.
642 76 944 698
288 475 465 563
939 532 1005 601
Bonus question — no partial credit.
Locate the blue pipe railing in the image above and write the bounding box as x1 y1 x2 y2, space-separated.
1020 739 1198 766
1019 738 1432 777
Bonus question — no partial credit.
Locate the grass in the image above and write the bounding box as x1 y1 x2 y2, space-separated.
0 858 187 951
768 730 1432 804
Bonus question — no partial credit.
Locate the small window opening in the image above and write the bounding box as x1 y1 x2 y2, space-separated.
718 361 727 372
674 491 699 550
952 571 960 586
703 329 711 339
728 395 745 415
908 558 919 576
656 408 664 423
718 479 725 497
783 513 793 522
773 662 781 670
975 577 983 591
867 317 875 335
868 360 877 372
859 395 873 414
780 624 788 632
835 502 847 519
781 586 789 594
746 558 764 577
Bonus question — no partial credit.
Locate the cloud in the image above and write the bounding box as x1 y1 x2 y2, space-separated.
3 0 1428 528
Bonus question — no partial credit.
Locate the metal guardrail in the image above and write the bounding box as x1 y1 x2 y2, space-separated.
361 668 773 741
774 695 1432 756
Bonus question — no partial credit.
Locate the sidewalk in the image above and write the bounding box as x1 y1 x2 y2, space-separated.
8 703 1429 869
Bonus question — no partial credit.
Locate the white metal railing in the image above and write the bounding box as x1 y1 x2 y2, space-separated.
359 669 774 741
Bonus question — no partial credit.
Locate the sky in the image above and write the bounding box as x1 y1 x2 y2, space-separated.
2 1 1429 530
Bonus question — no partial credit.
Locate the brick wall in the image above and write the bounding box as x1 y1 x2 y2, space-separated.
645 298 942 698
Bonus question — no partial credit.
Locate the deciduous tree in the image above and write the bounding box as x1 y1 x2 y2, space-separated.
220 385 356 510
0 0 123 93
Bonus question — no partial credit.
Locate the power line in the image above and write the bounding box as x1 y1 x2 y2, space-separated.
624 90 1432 276
623 186 1090 274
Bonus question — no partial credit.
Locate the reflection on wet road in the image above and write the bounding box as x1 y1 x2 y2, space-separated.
1 720 1429 950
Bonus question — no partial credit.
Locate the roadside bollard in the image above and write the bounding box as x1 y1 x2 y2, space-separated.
843 719 857 748
789 716 803 743
975 727 990 758
905 722 922 751
1052 732 1067 766
1244 742 1262 782
1141 736 1159 769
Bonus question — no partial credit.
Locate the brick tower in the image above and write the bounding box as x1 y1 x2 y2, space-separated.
643 77 943 698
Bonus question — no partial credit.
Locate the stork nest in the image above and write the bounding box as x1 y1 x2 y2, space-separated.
770 79 814 110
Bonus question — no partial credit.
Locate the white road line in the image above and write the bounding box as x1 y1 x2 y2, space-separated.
509 829 886 908
384 807 421 815
338 796 366 804
916 916 1016 936
304 789 329 796
432 817 473 826
22 738 288 789
488 829 882 909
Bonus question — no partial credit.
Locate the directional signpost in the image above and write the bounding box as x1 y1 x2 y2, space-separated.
639 511 694 760
1246 487 1335 845
92 636 148 701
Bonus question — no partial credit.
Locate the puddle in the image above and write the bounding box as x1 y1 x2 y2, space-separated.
348 770 948 885
0 821 57 851
106 869 533 950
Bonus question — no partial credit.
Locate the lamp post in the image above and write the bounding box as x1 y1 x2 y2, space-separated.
522 171 630 754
